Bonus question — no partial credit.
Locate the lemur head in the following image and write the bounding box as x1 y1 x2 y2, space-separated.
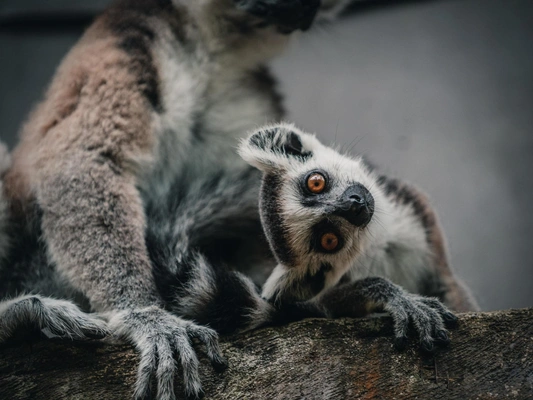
239 123 383 304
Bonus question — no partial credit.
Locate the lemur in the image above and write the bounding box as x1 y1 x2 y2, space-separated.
0 1 477 399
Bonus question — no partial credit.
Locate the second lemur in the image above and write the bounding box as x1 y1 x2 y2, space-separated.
147 123 476 342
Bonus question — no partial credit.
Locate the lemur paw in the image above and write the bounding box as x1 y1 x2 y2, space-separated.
109 307 227 400
0 295 109 342
384 292 458 353
234 0 321 33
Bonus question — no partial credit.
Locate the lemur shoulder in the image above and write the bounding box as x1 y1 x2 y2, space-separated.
0 1 477 399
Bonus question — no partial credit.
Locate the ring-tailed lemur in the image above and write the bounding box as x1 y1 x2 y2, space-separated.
0 1 477 399
146 123 475 338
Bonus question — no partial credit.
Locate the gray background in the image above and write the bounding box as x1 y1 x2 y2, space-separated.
0 0 531 311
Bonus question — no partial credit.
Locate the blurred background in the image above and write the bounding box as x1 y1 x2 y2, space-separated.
0 0 531 311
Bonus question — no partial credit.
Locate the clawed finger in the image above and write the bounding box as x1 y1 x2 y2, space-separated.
174 333 204 400
434 329 450 346
156 339 178 400
388 296 453 353
419 297 459 328
133 342 157 400
77 317 110 340
188 325 228 372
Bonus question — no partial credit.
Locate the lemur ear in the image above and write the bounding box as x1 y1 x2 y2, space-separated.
239 123 316 172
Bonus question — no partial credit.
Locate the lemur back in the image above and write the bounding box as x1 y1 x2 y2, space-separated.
0 1 476 399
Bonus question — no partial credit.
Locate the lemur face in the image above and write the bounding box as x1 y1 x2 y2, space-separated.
239 123 384 304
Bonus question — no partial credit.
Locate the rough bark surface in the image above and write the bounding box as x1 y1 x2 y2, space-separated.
1 309 532 399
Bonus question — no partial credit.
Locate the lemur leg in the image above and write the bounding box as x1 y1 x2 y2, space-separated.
0 295 108 342
319 277 458 352
32 143 226 400
5 32 224 400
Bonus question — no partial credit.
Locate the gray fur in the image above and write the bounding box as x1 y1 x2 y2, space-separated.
108 306 226 400
239 123 476 309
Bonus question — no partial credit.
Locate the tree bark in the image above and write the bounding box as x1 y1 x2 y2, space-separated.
1 309 532 399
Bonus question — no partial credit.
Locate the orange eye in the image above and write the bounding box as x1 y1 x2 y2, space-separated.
307 173 326 194
321 233 339 252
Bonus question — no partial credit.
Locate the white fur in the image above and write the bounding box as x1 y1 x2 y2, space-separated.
261 264 289 301
142 20 287 201
350 199 432 294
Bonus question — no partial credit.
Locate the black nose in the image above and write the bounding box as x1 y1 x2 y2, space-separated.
333 184 375 227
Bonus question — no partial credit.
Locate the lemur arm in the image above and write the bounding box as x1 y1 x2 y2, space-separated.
3 6 230 399
36 152 157 311
21 44 227 400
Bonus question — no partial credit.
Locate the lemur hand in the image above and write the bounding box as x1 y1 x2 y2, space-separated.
109 307 227 400
0 295 109 342
322 277 458 353
234 0 321 33
354 277 458 352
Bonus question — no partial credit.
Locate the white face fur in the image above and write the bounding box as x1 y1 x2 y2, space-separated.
239 123 387 304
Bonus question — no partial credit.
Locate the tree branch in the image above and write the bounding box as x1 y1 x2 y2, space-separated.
1 309 532 399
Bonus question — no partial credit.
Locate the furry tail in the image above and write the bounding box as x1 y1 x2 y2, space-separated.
0 142 11 262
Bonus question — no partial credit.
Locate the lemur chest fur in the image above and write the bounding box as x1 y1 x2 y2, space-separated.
139 35 283 200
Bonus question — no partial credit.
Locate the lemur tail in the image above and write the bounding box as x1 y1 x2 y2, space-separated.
145 167 274 334
152 250 325 335
0 142 11 263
